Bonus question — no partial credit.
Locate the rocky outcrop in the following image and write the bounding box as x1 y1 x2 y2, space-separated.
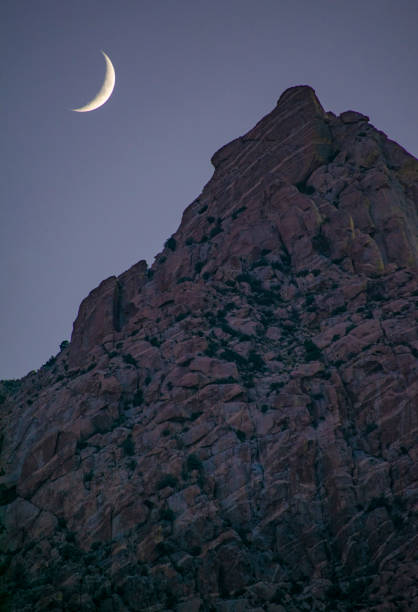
1 86 417 612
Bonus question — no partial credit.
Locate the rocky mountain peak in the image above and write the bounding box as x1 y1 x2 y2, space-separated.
1 86 417 611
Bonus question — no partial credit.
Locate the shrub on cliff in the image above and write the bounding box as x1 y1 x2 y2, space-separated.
43 355 56 368
186 454 203 473
157 474 178 489
123 353 137 367
133 389 144 406
164 236 177 251
121 435 135 456
248 349 265 371
304 339 322 361
159 508 175 522
312 232 331 256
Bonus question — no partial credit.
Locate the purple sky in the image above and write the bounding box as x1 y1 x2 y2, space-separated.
1 0 417 380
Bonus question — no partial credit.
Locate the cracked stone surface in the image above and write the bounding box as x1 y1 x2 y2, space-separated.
1 85 417 611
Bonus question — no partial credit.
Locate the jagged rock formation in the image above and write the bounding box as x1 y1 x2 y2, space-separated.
1 86 417 612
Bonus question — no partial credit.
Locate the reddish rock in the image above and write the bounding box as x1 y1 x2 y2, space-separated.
1 85 417 611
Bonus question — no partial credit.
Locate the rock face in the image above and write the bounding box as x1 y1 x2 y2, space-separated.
1 86 417 612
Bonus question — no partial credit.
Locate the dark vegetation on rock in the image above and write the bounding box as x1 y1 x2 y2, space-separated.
0 86 417 611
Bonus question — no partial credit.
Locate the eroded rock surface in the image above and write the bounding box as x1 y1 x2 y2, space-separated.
1 86 417 611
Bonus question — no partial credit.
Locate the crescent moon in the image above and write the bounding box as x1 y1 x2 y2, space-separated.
72 51 115 112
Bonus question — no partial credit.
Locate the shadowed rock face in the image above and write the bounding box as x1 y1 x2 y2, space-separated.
1 86 417 612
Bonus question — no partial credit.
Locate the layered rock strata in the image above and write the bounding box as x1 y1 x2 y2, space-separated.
1 86 417 612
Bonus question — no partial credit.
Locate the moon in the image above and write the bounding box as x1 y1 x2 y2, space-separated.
72 51 115 112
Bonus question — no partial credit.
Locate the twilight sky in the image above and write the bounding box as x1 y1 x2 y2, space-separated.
1 0 417 380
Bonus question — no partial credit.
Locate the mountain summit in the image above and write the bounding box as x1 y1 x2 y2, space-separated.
1 86 417 611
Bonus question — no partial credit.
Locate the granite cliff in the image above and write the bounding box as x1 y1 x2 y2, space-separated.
1 86 417 611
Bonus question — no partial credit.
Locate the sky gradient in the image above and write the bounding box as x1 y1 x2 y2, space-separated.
1 0 418 380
